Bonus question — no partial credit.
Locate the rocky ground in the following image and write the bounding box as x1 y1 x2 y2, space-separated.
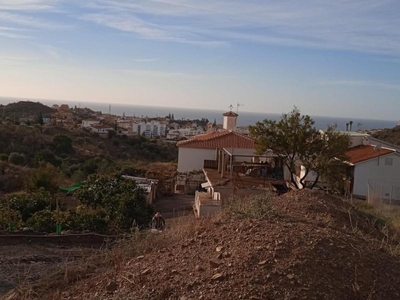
6 190 400 300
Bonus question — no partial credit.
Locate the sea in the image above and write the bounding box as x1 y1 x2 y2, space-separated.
0 96 397 131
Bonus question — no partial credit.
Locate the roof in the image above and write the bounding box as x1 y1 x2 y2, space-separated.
91 124 113 129
223 111 238 117
346 145 395 164
177 130 254 149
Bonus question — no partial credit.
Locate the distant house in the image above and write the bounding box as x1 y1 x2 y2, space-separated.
177 111 253 173
82 119 100 128
90 124 113 134
346 145 400 199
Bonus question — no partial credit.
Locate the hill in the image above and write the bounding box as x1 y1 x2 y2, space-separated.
0 101 54 120
372 126 400 146
7 190 400 299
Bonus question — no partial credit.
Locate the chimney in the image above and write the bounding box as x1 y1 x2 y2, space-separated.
349 121 353 132
346 123 349 131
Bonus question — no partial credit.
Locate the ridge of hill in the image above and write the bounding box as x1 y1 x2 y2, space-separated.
7 190 400 300
0 101 55 119
372 126 400 146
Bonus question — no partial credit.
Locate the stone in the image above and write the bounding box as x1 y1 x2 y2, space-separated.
142 269 150 275
209 260 222 268
211 273 225 281
106 281 118 292
216 246 224 252
195 265 205 272
258 260 267 266
287 274 295 280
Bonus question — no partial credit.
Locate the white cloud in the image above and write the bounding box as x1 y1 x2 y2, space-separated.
124 69 202 79
316 79 400 91
81 0 400 55
0 11 70 29
0 0 60 11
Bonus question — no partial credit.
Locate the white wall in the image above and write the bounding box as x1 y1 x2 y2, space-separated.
178 148 216 172
353 153 400 198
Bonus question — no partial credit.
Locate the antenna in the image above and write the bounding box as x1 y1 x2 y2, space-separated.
237 102 244 114
228 104 234 111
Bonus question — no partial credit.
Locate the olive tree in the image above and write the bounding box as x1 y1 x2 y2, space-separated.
249 107 350 189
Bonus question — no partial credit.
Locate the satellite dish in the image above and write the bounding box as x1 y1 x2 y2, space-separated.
374 145 382 152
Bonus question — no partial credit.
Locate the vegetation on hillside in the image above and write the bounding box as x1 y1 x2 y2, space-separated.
0 101 54 121
372 126 400 146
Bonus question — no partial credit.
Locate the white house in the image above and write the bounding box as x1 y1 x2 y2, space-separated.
82 119 100 128
346 145 400 199
177 130 256 172
90 124 114 134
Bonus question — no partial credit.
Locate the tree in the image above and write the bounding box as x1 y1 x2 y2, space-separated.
25 163 61 193
52 134 73 154
37 112 44 125
8 152 26 166
299 126 350 189
76 174 153 231
249 107 350 189
34 149 61 167
108 129 117 139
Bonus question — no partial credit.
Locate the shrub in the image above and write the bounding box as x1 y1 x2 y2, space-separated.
26 209 56 232
25 163 61 193
9 190 53 222
52 134 73 154
0 153 8 161
33 150 61 167
8 152 26 166
222 192 276 220
0 207 23 230
76 174 153 231
66 207 108 233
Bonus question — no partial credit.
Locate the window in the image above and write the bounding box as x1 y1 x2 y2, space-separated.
385 158 393 166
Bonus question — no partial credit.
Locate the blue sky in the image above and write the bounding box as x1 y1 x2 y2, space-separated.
1 0 400 120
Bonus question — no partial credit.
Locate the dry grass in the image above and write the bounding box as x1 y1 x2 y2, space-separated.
221 192 277 221
4 215 209 300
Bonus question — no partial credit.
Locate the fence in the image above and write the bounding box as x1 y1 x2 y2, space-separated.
367 180 400 215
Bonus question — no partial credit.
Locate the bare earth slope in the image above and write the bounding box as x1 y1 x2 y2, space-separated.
7 190 400 300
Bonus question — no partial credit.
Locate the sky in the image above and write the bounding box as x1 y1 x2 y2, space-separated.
0 0 400 120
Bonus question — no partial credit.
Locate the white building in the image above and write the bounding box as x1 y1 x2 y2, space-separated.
223 111 238 131
177 130 256 172
132 121 166 138
90 124 114 134
346 145 400 199
82 119 100 128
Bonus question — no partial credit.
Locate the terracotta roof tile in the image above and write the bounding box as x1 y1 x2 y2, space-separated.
177 130 254 149
222 111 238 117
346 145 395 164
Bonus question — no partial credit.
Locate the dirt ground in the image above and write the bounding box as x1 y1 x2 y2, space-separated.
0 241 104 297
31 189 400 300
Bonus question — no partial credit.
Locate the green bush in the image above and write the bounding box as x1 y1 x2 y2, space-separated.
0 207 23 230
8 152 26 166
0 153 8 161
9 190 53 222
52 134 73 154
25 163 60 193
76 174 153 231
26 209 56 232
34 150 61 167
66 208 108 233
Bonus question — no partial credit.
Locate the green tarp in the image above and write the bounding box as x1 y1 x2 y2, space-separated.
58 182 85 195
